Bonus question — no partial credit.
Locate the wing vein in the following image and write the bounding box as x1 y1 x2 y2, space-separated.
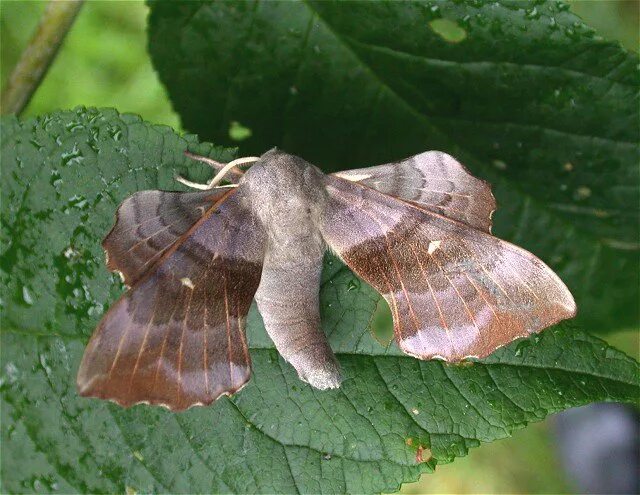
176 286 195 404
359 206 422 333
223 271 233 389
429 250 480 334
406 243 451 336
127 292 162 393
107 292 144 378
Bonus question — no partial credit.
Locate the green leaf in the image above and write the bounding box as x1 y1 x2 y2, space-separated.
148 0 640 332
1 108 638 494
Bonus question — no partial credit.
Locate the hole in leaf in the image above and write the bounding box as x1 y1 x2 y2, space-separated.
228 121 252 141
429 18 467 43
370 297 393 346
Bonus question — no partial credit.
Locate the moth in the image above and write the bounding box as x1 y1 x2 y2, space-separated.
77 149 576 411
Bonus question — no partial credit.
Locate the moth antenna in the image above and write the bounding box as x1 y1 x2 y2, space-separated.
205 156 260 188
183 151 249 184
176 155 259 190
183 151 226 171
175 175 240 190
175 175 213 190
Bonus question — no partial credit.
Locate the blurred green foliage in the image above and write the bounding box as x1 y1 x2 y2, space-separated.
1 1 179 128
1 1 637 494
569 0 638 52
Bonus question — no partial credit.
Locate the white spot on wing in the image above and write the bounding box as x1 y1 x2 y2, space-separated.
181 277 195 289
427 240 441 255
334 172 372 182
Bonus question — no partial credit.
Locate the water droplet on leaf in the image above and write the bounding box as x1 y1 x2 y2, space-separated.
22 286 34 306
573 186 591 200
492 159 507 170
347 279 360 292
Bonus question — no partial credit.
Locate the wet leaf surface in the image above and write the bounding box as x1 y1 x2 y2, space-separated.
149 0 640 332
1 108 638 494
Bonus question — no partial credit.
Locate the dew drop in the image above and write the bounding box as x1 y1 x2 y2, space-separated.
22 286 34 306
593 210 610 218
492 159 507 170
60 145 83 167
29 138 44 151
65 194 89 212
64 246 78 259
3 362 19 385
109 127 123 141
573 186 592 200
514 340 532 357
50 170 63 190
346 279 360 292
65 121 83 133
525 7 540 19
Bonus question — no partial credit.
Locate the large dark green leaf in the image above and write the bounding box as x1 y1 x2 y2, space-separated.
148 0 640 332
1 108 638 494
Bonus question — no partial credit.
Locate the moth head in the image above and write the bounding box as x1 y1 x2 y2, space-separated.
240 149 327 225
241 149 312 192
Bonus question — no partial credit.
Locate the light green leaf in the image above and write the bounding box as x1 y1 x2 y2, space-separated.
1 108 638 494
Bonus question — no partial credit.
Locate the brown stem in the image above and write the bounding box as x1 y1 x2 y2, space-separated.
0 0 84 116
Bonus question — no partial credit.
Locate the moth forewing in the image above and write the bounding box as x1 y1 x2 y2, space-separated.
320 173 576 362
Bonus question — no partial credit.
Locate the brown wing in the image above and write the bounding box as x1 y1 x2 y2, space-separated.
320 176 576 361
77 188 266 410
103 187 235 286
333 151 495 233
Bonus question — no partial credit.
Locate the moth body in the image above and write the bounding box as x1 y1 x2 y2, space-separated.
241 150 342 389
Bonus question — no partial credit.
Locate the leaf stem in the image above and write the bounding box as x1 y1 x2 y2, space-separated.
0 0 84 116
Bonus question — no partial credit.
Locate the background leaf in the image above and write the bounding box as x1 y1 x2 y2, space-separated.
148 0 640 332
1 108 638 494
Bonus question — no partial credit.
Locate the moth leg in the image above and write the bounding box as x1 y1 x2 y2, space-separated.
255 251 342 390
177 155 260 189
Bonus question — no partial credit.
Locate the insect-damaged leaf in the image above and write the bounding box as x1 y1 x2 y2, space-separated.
148 0 640 332
1 108 638 494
